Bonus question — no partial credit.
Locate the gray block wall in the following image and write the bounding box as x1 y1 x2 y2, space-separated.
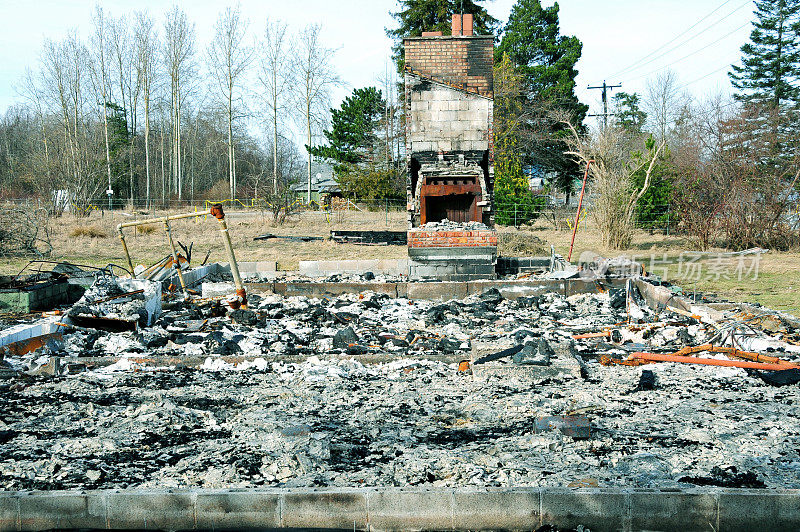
407 81 492 154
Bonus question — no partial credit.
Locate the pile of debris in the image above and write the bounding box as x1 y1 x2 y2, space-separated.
1 270 799 491
419 219 490 231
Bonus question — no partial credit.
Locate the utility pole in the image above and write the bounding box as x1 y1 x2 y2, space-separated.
587 81 622 130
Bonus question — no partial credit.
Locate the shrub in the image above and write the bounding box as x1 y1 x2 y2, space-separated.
136 224 157 235
69 225 109 238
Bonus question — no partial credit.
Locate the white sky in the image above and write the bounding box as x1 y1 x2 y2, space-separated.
0 0 755 133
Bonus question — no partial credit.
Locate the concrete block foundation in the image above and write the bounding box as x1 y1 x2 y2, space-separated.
1 488 799 531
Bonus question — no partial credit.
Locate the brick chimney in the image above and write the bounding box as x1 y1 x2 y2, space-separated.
403 17 493 96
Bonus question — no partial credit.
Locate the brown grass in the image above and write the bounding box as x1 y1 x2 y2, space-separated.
1 207 798 315
136 224 157 235
69 225 109 238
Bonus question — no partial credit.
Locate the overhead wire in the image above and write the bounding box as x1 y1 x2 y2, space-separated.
627 20 752 83
611 0 735 78
613 0 752 79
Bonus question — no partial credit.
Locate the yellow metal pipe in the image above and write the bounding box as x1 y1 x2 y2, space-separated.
117 229 135 278
117 209 211 230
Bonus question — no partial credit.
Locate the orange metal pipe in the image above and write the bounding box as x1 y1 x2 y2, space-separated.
631 352 799 371
572 331 611 340
568 160 593 262
671 344 796 366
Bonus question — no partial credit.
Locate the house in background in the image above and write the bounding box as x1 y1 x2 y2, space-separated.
290 161 341 204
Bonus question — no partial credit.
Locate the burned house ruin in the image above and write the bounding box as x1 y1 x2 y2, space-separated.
405 14 498 281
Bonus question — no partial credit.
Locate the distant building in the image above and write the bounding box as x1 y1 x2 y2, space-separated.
290 162 340 203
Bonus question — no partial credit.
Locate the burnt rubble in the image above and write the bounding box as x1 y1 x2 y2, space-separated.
1 274 800 492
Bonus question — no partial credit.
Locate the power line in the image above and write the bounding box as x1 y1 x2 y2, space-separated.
612 0 735 77
679 64 732 90
627 20 751 83
613 0 752 79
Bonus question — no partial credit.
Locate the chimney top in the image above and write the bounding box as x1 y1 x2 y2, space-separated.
451 13 474 36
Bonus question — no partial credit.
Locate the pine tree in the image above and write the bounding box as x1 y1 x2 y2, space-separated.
495 0 586 117
494 0 588 199
729 0 800 160
729 0 800 111
613 92 647 134
386 0 498 72
309 87 385 175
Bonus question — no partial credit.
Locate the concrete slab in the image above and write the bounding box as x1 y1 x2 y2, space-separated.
104 490 195 530
283 490 367 529
540 489 630 531
406 281 469 301
452 489 540 530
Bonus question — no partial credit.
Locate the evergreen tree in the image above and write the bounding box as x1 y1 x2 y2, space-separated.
309 87 385 175
613 92 647 134
309 87 404 199
105 102 130 205
729 0 800 111
494 53 544 226
729 0 800 163
386 0 498 72
495 0 585 117
494 0 588 199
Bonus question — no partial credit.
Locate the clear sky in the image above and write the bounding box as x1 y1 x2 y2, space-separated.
0 0 755 131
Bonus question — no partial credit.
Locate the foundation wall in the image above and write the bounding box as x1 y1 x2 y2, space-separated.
1 487 798 532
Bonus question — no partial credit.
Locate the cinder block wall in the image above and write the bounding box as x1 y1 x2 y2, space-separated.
406 82 492 154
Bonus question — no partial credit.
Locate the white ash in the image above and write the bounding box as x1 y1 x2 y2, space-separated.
1 287 799 491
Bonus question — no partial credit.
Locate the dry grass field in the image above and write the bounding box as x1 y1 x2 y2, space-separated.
1 206 798 315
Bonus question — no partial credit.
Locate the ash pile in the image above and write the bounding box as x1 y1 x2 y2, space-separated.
1 273 800 492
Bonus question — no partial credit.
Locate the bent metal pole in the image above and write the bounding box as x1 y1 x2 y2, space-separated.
568 160 594 263
116 204 247 306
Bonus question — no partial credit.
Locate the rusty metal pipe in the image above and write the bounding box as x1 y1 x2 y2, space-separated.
568 160 593 263
210 204 247 307
631 352 799 371
163 219 188 298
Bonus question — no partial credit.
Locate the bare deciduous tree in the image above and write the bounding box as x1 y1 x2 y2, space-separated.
259 18 291 195
644 70 685 144
89 6 114 208
563 120 665 249
163 6 195 200
293 24 340 204
208 4 253 199
134 11 156 208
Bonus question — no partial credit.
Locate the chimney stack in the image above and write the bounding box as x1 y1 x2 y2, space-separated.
451 13 474 36
451 14 462 36
462 14 474 36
